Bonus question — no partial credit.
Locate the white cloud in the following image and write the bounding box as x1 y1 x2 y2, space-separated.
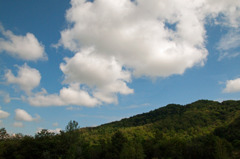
217 29 240 60
60 48 133 103
217 30 240 51
223 78 240 93
218 52 240 61
48 128 61 134
28 48 133 106
205 1 240 60
5 64 41 95
15 109 40 122
204 0 240 28
59 0 208 78
23 0 240 107
13 122 24 128
0 109 10 119
0 24 46 61
42 0 236 107
28 84 100 107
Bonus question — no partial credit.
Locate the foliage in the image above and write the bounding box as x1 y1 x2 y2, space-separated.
0 100 240 158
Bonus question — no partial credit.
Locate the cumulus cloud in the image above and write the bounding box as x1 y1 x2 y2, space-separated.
223 78 240 93
28 84 100 107
59 0 209 77
60 48 133 103
0 24 46 61
15 109 40 122
28 0 240 107
5 64 41 95
0 109 10 119
13 122 24 128
28 48 133 106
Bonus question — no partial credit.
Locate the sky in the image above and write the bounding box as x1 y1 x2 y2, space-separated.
0 0 240 135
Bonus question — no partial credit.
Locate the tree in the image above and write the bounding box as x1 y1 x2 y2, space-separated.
62 120 82 159
120 141 145 159
109 130 127 159
35 129 55 139
65 120 80 132
0 128 9 140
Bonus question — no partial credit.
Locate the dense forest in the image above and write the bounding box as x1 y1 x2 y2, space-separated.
0 100 240 159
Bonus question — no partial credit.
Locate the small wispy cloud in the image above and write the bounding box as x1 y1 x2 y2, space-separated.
217 29 240 61
66 106 82 111
218 52 240 61
13 122 24 128
123 103 151 109
52 122 59 127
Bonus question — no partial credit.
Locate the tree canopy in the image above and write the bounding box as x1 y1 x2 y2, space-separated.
0 100 240 158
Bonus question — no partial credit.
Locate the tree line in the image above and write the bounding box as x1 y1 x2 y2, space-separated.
0 100 240 158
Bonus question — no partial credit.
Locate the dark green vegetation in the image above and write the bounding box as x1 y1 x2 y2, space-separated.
1 100 240 159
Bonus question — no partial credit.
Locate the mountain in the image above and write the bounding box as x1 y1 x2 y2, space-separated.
100 99 240 130
1 99 240 159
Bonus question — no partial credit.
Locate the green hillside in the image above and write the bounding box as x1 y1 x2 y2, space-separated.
1 100 240 159
102 100 240 128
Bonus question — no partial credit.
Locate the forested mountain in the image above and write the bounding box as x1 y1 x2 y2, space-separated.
102 100 240 128
1 100 240 159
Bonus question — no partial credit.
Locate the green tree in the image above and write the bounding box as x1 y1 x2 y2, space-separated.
65 120 80 132
62 120 82 159
120 141 145 159
109 130 127 159
0 128 9 140
35 129 55 139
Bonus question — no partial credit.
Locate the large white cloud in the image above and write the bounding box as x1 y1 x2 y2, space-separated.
15 109 40 122
26 0 240 107
5 64 41 95
223 78 240 93
0 24 46 61
59 0 209 77
0 109 10 119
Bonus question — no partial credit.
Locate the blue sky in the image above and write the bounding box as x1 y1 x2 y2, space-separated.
0 0 240 135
